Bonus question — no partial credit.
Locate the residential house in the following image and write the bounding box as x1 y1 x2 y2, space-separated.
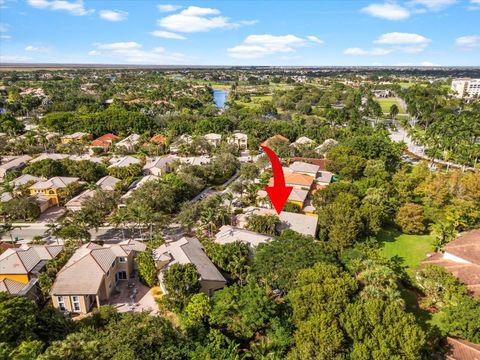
169 134 193 154
29 176 80 206
445 337 480 360
289 161 320 177
143 155 178 176
9 174 45 188
61 132 90 144
115 134 141 152
65 189 96 212
108 156 141 168
215 225 272 250
153 237 227 296
421 229 480 297
95 175 120 191
271 172 315 191
257 187 309 210
289 157 329 171
179 156 212 166
0 155 32 180
237 207 318 237
292 136 314 147
119 175 159 204
315 139 338 156
204 133 222 147
0 244 63 298
30 153 69 163
150 134 166 145
50 241 145 314
315 170 333 186
90 133 119 150
68 154 103 164
227 132 248 150
260 134 290 149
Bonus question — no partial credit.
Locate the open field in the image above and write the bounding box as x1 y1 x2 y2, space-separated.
378 227 435 270
378 97 405 113
236 95 273 108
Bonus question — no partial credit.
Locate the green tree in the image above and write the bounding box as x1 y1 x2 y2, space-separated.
136 249 158 287
246 214 279 236
395 203 426 234
162 263 201 310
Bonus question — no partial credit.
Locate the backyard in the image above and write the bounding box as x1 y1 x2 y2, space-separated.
377 227 435 270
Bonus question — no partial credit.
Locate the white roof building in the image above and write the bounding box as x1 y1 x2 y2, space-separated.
215 225 272 248
95 176 120 191
108 156 141 168
115 134 141 150
30 153 69 163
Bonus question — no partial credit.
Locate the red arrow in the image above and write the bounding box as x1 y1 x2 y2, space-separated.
261 145 292 215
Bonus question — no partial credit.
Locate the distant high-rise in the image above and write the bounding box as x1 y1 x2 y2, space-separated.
451 78 480 98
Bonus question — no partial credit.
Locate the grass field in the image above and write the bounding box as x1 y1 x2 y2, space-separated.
236 95 273 109
377 97 405 113
377 227 435 270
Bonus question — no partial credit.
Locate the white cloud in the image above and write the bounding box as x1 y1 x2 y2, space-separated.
99 9 128 22
157 4 182 12
361 2 411 20
374 32 431 52
455 35 480 48
0 23 8 32
344 47 392 55
157 5 255 33
307 35 324 44
25 45 49 52
409 0 456 10
228 34 321 59
27 0 94 16
0 35 11 40
419 61 438 66
89 41 186 64
151 30 186 40
374 32 430 45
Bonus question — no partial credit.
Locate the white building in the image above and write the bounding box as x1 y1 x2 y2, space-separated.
451 78 480 98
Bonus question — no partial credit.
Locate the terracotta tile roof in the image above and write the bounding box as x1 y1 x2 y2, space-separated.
269 173 315 187
444 229 480 265
446 337 480 360
261 135 290 147
150 134 166 144
91 133 119 147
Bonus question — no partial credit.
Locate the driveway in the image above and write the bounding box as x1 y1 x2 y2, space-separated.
37 206 66 222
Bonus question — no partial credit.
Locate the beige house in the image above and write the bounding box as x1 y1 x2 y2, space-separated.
228 132 248 150
153 237 226 296
143 155 178 177
50 241 145 314
204 133 222 147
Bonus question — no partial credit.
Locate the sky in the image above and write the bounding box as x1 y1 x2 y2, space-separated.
0 0 479 66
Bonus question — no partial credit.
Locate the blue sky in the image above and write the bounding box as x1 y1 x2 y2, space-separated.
0 0 479 65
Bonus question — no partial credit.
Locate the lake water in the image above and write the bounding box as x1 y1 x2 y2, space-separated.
213 89 228 108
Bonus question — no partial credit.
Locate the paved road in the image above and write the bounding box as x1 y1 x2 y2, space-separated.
389 97 475 172
1 225 143 243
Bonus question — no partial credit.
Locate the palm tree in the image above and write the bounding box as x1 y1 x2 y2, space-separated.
1 222 18 243
46 221 60 244
109 209 128 241
200 208 217 236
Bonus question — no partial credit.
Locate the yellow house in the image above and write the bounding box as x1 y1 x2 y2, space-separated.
29 176 79 206
0 244 63 284
60 132 90 144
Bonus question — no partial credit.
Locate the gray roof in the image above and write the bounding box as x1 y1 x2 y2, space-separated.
215 225 272 247
154 237 226 283
30 177 79 190
30 153 69 163
0 247 42 274
0 278 26 295
51 243 117 295
108 156 141 168
95 176 120 191
143 155 178 171
0 155 32 171
9 174 45 187
289 161 320 174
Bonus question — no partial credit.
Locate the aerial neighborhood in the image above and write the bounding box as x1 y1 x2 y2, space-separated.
0 66 479 359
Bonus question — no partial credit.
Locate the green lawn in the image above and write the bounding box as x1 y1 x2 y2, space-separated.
377 97 405 113
377 228 435 270
236 95 273 109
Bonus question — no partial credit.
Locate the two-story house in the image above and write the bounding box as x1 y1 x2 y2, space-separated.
50 241 145 314
29 176 80 207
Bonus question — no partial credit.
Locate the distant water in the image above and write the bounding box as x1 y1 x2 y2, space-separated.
213 89 228 108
